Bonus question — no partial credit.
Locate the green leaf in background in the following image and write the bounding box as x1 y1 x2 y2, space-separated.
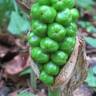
17 90 36 96
92 66 96 74
84 37 96 48
8 11 30 36
19 67 31 76
19 67 37 89
0 0 14 25
77 0 94 9
86 25 96 33
78 21 87 29
85 67 96 87
79 21 96 33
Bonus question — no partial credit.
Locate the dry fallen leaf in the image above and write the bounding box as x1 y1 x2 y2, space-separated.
4 53 29 75
73 84 92 96
0 45 9 58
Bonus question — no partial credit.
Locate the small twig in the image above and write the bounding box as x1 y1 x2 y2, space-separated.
87 48 96 54
16 0 30 12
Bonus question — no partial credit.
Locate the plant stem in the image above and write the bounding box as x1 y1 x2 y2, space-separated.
30 68 37 89
48 87 61 96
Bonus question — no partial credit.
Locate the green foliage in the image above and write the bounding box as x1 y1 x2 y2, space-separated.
84 37 96 48
0 0 30 36
85 66 96 87
79 21 96 33
77 0 95 9
8 11 30 36
17 90 36 96
0 0 14 25
86 25 96 33
19 67 37 89
19 67 31 76
48 88 61 96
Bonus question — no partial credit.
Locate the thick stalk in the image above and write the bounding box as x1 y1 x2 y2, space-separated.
48 87 61 96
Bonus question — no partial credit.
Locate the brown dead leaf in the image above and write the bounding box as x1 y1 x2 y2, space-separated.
8 91 17 96
73 84 92 96
37 91 46 96
87 56 96 67
0 33 28 61
16 0 34 10
0 45 9 58
4 53 29 75
0 80 10 96
0 80 4 89
0 33 16 47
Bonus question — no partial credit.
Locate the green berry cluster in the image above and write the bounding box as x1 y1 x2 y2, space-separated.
28 0 79 86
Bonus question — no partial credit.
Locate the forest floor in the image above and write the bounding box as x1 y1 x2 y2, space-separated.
0 0 96 96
